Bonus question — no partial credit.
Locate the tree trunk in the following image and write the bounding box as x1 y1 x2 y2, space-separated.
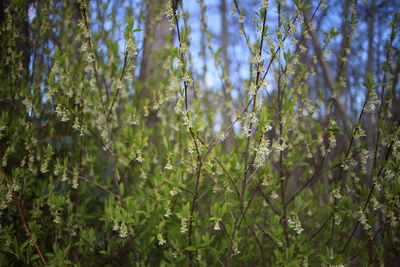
138 0 171 126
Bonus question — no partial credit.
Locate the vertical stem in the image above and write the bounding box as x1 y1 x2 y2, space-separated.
227 7 267 266
173 7 202 266
276 1 290 247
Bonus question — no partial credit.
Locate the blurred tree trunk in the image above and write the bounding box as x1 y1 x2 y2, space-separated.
138 0 171 126
365 0 377 179
0 0 30 140
220 0 235 152
0 0 30 87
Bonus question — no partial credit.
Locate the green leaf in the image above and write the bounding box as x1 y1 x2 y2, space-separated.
125 16 134 35
119 183 125 196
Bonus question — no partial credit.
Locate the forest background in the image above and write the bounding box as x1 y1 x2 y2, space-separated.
0 0 399 266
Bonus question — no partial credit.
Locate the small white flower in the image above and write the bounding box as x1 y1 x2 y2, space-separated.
72 117 80 131
53 210 61 224
164 160 173 170
272 139 287 152
40 160 49 174
384 169 395 180
212 184 221 193
254 139 271 168
169 187 180 196
288 214 303 234
112 222 119 231
357 210 371 231
213 219 221 230
119 223 128 238
180 218 188 233
332 188 342 199
265 123 272 132
260 0 269 10
182 112 194 128
61 169 68 182
249 83 257 95
334 214 342 225
164 208 172 218
233 241 240 255
157 233 166 245
135 152 144 163
72 168 79 189
218 131 226 142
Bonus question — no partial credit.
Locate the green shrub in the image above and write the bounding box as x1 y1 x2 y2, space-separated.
1 0 399 266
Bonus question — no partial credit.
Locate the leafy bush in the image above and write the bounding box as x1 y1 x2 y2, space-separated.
1 0 399 266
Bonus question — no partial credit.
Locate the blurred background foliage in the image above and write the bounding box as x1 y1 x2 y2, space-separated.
0 0 399 266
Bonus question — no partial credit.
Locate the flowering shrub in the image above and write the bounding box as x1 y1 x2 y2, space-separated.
0 0 399 266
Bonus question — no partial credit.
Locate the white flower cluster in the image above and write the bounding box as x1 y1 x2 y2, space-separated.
183 72 194 86
164 208 172 218
364 90 379 112
217 131 226 142
135 151 144 163
341 157 356 171
213 219 222 231
212 183 221 193
55 104 69 122
52 210 62 224
41 150 53 174
9 179 20 193
272 139 287 152
254 139 271 168
169 186 181 196
334 213 342 225
119 223 128 238
287 22 297 35
356 210 371 232
0 122 6 140
47 63 59 101
260 0 269 10
302 257 309 267
180 218 188 233
249 82 257 96
355 124 366 138
163 2 176 30
332 188 342 200
163 200 172 217
360 149 369 168
126 37 138 57
372 197 382 212
271 191 279 199
288 214 303 234
394 138 400 160
384 168 395 180
112 221 128 238
61 169 68 182
243 113 258 138
164 159 173 170
175 97 184 114
233 241 241 255
72 167 79 189
174 97 195 129
187 142 195 154
157 233 166 245
40 158 50 174
182 111 194 129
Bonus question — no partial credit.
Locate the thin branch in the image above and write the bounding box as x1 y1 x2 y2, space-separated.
65 170 121 200
0 167 48 265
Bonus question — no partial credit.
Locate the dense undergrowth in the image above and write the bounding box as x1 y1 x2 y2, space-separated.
1 0 399 266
